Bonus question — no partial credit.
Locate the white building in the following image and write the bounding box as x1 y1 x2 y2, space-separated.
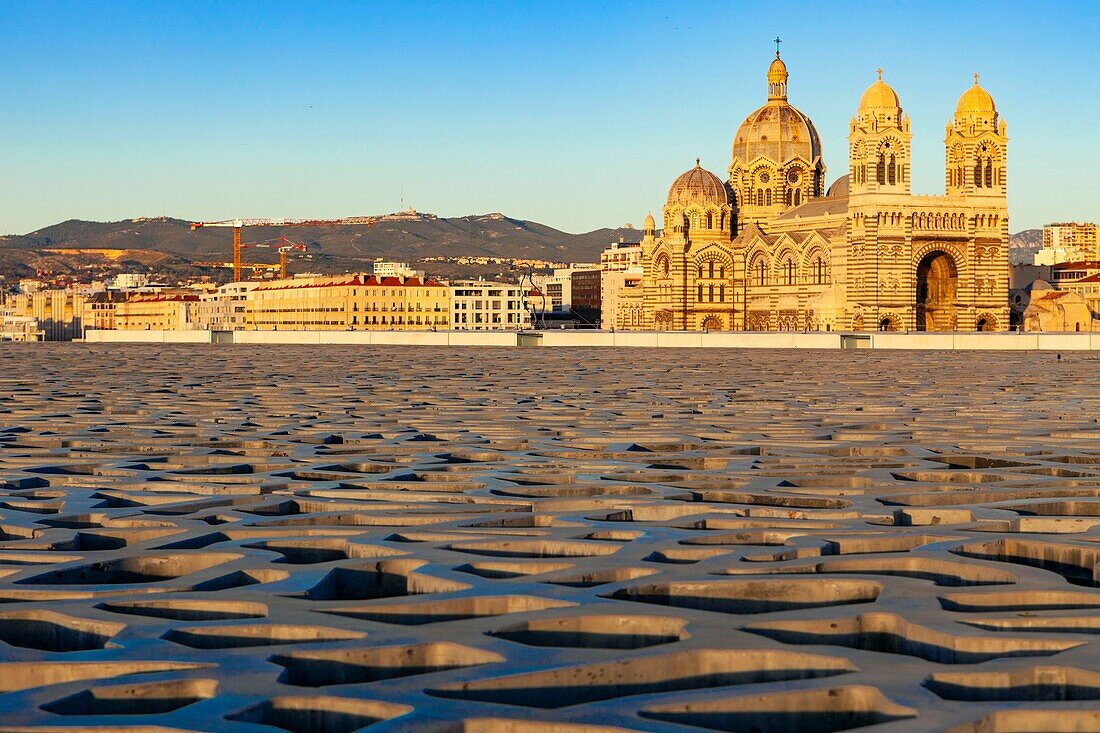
450 280 531 330
600 240 644 272
1034 223 1099 266
192 282 260 331
373 260 425 279
110 273 150 290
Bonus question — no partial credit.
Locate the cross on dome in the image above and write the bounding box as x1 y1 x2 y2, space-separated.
774 36 782 56
973 72 980 86
877 68 883 80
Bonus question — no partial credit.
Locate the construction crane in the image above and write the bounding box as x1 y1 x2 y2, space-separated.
189 217 379 282
236 237 309 278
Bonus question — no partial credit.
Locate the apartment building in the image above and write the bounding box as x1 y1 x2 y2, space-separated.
450 280 531 330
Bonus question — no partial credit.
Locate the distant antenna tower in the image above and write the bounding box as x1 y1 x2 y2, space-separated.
400 186 404 211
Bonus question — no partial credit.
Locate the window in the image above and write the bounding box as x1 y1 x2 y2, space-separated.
756 261 766 286
877 154 886 184
785 259 795 285
974 160 983 188
985 159 993 188
708 261 715 278
888 154 896 185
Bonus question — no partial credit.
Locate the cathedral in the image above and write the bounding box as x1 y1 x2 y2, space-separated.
617 50 1010 332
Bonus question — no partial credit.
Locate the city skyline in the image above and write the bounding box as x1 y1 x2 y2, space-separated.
1 0 1096 235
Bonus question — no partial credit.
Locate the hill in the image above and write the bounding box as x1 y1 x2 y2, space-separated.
1008 228 1042 265
0 213 636 265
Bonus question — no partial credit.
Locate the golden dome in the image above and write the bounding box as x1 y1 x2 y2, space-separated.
956 73 996 115
859 68 900 110
732 103 821 165
667 159 729 207
732 53 821 165
644 211 656 229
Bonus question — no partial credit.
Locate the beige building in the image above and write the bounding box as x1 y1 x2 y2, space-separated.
600 241 643 272
115 294 198 331
1034 223 1098 266
2 290 87 340
619 53 1010 332
0 313 43 341
248 275 449 331
82 291 125 331
450 280 531 330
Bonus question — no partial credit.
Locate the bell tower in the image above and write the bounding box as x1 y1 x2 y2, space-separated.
849 69 911 196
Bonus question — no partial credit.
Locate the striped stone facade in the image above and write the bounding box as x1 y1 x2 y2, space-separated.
619 56 1010 332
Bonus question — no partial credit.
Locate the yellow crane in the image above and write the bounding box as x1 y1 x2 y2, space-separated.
190 217 379 282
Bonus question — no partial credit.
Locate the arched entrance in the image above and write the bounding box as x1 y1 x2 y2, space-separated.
916 251 958 331
976 314 998 332
701 315 722 332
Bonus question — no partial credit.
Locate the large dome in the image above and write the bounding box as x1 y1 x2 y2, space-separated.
732 103 822 165
667 160 729 207
732 53 821 165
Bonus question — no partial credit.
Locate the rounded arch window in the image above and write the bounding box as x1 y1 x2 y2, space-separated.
758 172 771 184
787 169 800 184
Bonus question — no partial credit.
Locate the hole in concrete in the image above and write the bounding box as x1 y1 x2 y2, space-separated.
98 599 267 621
244 539 407 565
490 614 689 649
455 561 574 580
271 642 503 687
191 569 290 592
743 612 1083 664
17 552 242 585
925 666 1100 701
0 610 124 652
445 540 621 559
164 623 366 649
0 661 211 693
607 579 881 614
944 710 1100 733
950 538 1100 587
715 556 1017 587
939 590 1100 612
227 695 412 733
429 648 855 708
318 595 575 625
41 678 218 715
542 567 659 588
303 560 469 601
640 684 917 733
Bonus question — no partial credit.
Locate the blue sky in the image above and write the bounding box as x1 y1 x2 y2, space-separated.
1 0 1096 234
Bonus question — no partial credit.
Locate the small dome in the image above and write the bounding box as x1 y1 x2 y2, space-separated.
667 160 729 207
859 68 900 110
825 175 849 199
644 211 656 229
956 74 996 115
767 55 787 80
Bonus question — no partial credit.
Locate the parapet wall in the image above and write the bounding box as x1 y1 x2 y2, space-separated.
79 329 1100 350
